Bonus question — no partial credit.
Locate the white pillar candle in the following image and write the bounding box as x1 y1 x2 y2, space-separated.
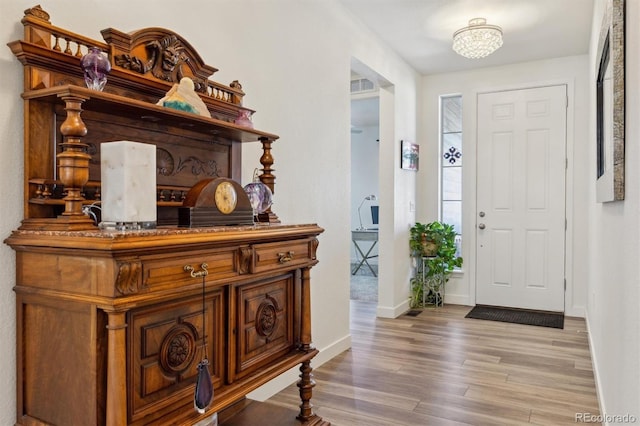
100 141 156 229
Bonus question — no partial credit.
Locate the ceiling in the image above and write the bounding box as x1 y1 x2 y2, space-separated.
346 0 594 130
340 0 594 76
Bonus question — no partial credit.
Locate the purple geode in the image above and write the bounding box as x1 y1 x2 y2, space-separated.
80 47 111 91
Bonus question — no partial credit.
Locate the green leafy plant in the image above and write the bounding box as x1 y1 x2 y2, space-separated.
409 221 463 308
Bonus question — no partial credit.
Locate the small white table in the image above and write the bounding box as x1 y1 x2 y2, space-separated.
351 229 379 276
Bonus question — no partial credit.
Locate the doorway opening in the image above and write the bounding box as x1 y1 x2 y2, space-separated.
350 57 395 319
350 73 379 304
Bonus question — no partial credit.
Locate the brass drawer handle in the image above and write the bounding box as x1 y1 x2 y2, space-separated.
184 263 209 278
278 251 294 263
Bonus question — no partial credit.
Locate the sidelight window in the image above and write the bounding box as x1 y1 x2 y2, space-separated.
440 95 462 257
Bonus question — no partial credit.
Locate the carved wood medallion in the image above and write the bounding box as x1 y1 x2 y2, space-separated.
256 294 279 341
159 323 198 375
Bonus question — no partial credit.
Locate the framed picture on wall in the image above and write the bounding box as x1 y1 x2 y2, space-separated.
401 140 419 171
595 0 625 202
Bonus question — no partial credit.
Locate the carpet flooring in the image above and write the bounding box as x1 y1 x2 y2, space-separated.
350 263 378 302
465 305 564 329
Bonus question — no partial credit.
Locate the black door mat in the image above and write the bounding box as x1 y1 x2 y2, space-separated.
465 305 564 329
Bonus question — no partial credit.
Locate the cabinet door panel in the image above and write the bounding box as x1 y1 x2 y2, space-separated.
128 291 224 422
231 274 294 381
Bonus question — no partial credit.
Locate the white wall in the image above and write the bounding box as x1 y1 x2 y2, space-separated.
586 0 640 421
421 55 590 316
0 0 420 420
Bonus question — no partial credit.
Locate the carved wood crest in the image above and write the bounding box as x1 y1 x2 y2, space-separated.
102 27 218 93
24 4 50 21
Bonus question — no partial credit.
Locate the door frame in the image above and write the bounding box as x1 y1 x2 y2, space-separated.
350 58 399 317
467 79 576 314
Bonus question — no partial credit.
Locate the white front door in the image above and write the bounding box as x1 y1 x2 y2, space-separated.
476 85 566 312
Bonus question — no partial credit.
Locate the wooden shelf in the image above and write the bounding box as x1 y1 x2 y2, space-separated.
22 84 279 143
219 400 330 426
28 199 187 207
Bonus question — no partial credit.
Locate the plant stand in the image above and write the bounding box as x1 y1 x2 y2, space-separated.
421 256 445 308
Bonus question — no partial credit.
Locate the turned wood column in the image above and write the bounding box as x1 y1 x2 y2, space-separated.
299 267 313 352
257 137 281 223
297 360 317 422
56 93 95 229
258 137 275 194
296 266 316 422
105 311 128 426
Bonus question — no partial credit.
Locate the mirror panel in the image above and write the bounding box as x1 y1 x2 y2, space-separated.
596 0 625 202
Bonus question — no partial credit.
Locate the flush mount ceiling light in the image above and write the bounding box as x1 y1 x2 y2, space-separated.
453 18 503 59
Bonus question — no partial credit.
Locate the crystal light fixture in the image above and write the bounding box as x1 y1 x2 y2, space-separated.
452 18 503 59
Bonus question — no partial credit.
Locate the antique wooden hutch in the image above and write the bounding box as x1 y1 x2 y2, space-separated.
5 6 327 426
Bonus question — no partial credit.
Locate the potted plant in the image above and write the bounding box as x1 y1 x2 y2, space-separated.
409 221 463 308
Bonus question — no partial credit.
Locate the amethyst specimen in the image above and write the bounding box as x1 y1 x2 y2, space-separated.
80 47 111 91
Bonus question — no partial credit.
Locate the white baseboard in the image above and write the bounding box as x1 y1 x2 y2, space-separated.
443 295 586 318
312 333 353 367
443 294 470 306
246 333 352 401
376 298 410 318
584 311 606 423
565 305 585 318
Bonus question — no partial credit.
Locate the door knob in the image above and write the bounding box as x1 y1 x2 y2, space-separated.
478 223 486 230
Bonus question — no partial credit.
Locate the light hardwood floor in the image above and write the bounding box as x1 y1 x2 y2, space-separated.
267 301 600 425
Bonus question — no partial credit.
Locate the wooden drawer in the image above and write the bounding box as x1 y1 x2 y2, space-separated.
231 275 294 381
142 247 239 292
251 238 315 274
128 291 224 423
